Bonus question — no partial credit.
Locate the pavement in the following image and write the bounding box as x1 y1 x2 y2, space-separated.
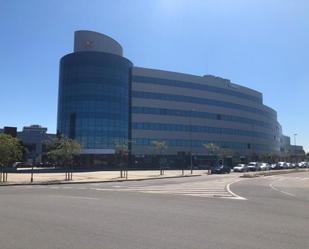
0 169 204 185
0 171 308 249
1 168 305 186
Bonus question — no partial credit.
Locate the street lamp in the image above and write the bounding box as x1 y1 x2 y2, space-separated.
126 138 135 180
293 133 298 161
189 108 195 174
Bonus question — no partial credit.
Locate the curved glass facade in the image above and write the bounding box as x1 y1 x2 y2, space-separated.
57 52 132 151
56 31 286 159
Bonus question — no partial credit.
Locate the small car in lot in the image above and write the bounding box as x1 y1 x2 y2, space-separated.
259 163 271 171
247 162 261 171
298 162 308 168
277 162 288 169
210 164 231 174
270 163 277 170
12 162 33 168
233 164 249 172
286 163 292 169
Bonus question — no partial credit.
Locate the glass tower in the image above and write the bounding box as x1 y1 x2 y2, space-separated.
57 31 132 154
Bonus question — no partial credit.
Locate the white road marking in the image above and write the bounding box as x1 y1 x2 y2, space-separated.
226 180 247 200
53 195 99 201
94 178 247 200
5 176 248 200
269 178 296 197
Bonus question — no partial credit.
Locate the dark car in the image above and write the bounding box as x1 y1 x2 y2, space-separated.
210 165 231 174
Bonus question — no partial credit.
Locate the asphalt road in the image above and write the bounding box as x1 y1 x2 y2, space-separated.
0 172 308 249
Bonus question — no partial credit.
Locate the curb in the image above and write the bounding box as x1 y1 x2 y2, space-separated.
0 174 203 187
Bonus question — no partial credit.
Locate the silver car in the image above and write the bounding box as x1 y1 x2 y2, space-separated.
247 162 261 171
260 163 271 171
233 164 249 172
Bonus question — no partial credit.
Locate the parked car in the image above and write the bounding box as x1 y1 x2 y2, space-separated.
270 163 277 170
286 163 293 169
277 162 288 169
247 162 260 171
12 162 32 168
298 162 308 168
211 165 231 174
233 164 249 172
12 162 22 168
259 163 271 171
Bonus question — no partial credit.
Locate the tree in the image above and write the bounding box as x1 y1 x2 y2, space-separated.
115 142 128 178
47 137 81 180
0 134 23 182
151 140 167 175
203 143 221 170
203 143 220 155
220 148 234 158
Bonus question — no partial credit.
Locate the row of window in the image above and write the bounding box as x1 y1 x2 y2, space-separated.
72 135 274 151
133 138 274 151
61 66 129 81
75 136 128 149
59 112 128 121
61 84 128 97
59 102 128 114
58 125 128 136
72 130 128 137
133 75 262 103
59 122 128 131
61 94 128 104
132 91 275 119
132 122 274 140
132 106 273 129
61 75 129 87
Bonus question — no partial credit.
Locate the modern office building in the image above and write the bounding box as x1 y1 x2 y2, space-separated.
280 135 305 156
57 30 295 164
57 30 132 158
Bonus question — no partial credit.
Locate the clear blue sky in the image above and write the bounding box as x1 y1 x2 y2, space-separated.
1 0 308 151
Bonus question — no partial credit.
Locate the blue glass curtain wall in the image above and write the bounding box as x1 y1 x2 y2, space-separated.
57 52 132 150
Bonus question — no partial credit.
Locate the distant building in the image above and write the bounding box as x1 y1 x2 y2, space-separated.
0 125 56 162
289 145 306 156
17 125 56 162
280 135 291 154
3 126 17 138
280 135 305 156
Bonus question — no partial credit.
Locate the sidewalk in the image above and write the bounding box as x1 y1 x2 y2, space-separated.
0 170 205 186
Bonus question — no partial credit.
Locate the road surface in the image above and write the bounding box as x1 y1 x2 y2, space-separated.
0 172 308 249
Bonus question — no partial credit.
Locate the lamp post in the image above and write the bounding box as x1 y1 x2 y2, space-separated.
293 133 298 162
189 109 194 174
126 138 134 180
